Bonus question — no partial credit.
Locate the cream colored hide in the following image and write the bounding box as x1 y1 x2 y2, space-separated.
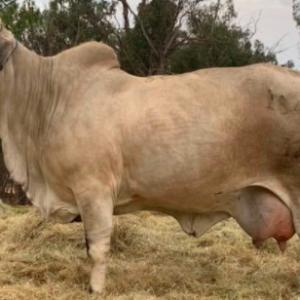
0 20 299 294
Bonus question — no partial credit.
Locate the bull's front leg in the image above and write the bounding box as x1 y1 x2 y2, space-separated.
76 186 114 294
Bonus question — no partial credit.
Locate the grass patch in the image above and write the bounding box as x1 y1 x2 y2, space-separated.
0 202 299 300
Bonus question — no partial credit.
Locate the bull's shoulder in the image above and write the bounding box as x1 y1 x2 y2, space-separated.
54 42 120 70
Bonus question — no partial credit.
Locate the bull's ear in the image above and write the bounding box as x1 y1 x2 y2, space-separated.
0 19 15 71
0 37 14 70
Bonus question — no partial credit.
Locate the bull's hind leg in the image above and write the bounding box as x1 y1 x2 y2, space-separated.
75 186 114 294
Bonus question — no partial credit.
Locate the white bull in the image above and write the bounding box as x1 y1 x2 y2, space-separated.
0 20 299 294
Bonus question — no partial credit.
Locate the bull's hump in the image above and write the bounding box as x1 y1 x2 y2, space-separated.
55 41 120 70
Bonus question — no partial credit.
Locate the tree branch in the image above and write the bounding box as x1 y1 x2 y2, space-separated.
0 0 16 6
163 0 185 57
211 0 221 35
117 0 159 57
119 0 130 32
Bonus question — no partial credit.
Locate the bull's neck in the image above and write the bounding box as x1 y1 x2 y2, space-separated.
0 43 57 186
3 44 55 139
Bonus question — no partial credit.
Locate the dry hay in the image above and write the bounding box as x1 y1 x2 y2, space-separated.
0 202 299 300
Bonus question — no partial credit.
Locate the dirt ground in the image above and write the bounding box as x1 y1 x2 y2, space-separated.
0 202 299 300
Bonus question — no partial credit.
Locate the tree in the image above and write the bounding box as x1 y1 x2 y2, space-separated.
0 0 116 56
38 0 116 56
170 1 277 73
293 0 300 25
117 0 190 75
0 0 45 53
116 0 278 76
0 0 17 9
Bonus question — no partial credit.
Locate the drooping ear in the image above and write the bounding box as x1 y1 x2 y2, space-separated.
0 19 15 71
0 38 14 70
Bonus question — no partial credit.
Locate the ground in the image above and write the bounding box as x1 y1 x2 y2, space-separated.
0 202 299 300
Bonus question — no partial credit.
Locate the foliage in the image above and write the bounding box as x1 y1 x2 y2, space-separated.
118 0 278 76
39 0 116 55
0 0 116 55
0 0 281 71
0 0 44 52
170 2 277 73
118 0 180 75
293 0 300 26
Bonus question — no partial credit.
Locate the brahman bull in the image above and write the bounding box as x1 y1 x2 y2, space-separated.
0 19 298 293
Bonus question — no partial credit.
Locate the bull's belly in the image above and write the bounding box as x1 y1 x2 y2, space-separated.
115 173 296 251
115 163 267 215
115 188 232 215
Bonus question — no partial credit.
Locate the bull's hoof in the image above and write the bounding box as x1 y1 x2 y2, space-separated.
71 215 82 223
88 285 105 295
